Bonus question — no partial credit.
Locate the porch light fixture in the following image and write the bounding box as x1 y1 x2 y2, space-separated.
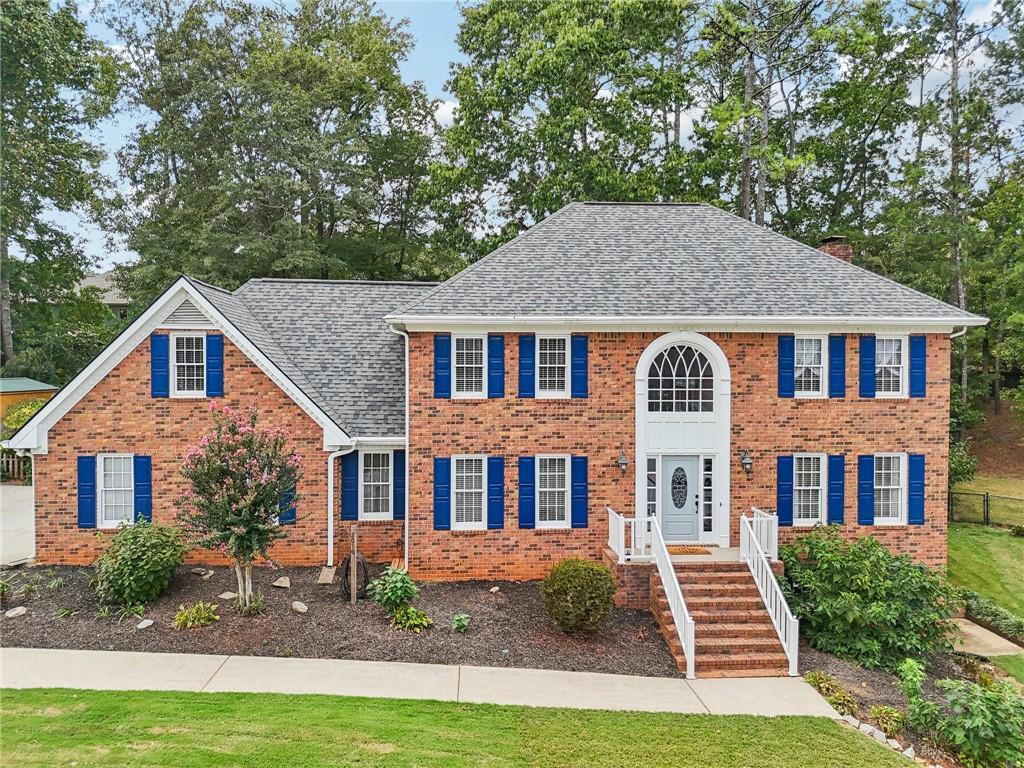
739 450 754 476
615 452 629 473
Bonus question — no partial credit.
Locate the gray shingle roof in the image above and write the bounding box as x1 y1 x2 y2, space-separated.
191 277 434 438
391 203 984 323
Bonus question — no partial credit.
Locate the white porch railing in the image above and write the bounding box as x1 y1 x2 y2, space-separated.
740 510 799 676
649 517 696 679
606 506 651 563
751 507 779 562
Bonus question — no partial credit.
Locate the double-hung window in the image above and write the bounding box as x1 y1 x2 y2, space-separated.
452 456 486 530
172 334 206 397
874 453 906 524
536 336 569 397
794 336 826 397
360 451 392 520
793 453 826 525
98 453 134 529
453 336 486 398
536 455 570 529
875 336 906 398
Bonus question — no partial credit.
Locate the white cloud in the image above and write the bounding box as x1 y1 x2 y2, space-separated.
435 99 458 127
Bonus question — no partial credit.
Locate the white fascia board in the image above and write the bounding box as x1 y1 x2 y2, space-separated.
354 436 407 447
8 278 351 453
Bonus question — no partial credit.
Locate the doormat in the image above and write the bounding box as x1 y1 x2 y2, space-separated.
667 546 711 555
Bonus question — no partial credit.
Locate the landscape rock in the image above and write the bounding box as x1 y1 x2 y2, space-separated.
273 577 291 588
841 715 860 728
218 592 238 600
902 746 915 760
872 728 888 744
858 723 874 735
190 567 207 575
291 601 308 614
136 619 154 629
489 586 500 594
887 738 901 750
4 606 27 618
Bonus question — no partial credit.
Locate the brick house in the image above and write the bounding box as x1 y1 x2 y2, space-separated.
6 202 985 677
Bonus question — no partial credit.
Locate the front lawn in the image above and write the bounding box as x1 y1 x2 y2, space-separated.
0 688 906 768
947 523 1024 615
993 654 1024 685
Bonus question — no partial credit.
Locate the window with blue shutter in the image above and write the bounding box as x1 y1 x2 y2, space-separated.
133 455 153 523
487 335 505 398
827 455 844 524
857 455 875 525
518 335 535 398
434 334 451 399
487 456 504 529
828 335 846 398
571 335 588 398
571 456 588 528
909 336 926 398
908 453 925 525
859 335 876 398
206 334 224 397
778 335 795 398
776 455 793 526
77 455 97 529
278 487 296 525
393 450 406 521
150 334 170 398
340 452 358 521
433 457 451 530
518 456 535 528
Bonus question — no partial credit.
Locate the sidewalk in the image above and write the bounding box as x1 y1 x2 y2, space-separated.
0 647 837 717
954 618 1024 657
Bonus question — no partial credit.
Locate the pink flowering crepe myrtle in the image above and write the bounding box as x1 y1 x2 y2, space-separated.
178 402 303 608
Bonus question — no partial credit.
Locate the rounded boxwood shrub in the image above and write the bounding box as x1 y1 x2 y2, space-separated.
94 520 188 607
542 558 616 634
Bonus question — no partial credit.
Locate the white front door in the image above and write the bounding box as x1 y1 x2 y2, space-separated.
662 455 700 541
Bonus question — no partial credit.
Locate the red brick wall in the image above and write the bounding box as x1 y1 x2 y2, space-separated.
407 331 950 581
34 333 403 567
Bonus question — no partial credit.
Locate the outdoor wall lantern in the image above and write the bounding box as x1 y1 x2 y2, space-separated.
739 450 754 477
615 452 630 473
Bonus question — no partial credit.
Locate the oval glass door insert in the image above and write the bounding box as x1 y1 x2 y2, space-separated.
671 467 688 508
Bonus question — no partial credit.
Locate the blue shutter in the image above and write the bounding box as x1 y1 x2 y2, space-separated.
827 455 844 525
150 334 169 398
133 455 152 523
908 454 925 525
206 333 224 397
77 455 97 529
778 335 795 398
487 456 504 529
571 456 588 528
434 334 451 399
487 334 505 398
857 455 875 525
518 335 535 398
518 456 535 529
776 455 793 526
828 335 846 398
859 335 876 398
433 457 451 530
278 487 296 525
571 335 588 398
341 452 358 521
393 450 406 521
909 336 927 398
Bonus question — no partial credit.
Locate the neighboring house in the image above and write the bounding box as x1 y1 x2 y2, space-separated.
5 203 986 677
80 271 131 318
0 378 57 419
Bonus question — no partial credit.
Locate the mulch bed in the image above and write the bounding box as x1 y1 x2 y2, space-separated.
0 564 681 678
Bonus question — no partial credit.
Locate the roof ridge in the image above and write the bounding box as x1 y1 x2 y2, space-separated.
243 278 439 287
183 275 236 296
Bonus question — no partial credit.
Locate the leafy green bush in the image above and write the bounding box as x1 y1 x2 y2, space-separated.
869 705 907 738
94 521 188 607
899 658 1024 768
367 567 420 614
804 671 857 716
948 440 978 486
963 590 1024 644
780 527 957 669
451 612 471 634
174 602 219 629
541 558 616 634
392 605 432 633
1010 525 1024 538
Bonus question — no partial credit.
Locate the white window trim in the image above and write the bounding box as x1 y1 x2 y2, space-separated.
873 452 908 526
535 334 571 399
874 335 908 399
97 452 134 530
451 454 487 531
535 453 571 530
451 334 487 399
793 452 827 527
794 335 828 399
170 332 207 398
358 449 394 521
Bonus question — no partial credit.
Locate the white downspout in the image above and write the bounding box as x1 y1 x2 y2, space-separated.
388 324 411 570
326 446 355 567
950 326 968 340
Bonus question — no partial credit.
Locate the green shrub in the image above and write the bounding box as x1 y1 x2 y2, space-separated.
948 440 978 486
1010 525 1024 538
392 605 432 633
367 567 420 614
963 590 1024 644
93 520 188 607
174 602 219 629
869 705 907 738
780 527 957 669
451 612 471 634
541 558 616 634
804 671 857 716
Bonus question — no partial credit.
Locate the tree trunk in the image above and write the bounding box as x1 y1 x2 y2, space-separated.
0 231 14 365
234 563 245 603
740 0 755 220
244 563 253 606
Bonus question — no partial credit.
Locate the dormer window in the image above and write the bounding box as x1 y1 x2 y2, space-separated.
172 334 206 397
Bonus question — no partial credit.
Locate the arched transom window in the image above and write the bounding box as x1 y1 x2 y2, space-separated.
647 345 714 413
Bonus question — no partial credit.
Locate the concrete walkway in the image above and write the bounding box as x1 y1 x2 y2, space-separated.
0 647 837 717
954 618 1024 657
0 484 34 566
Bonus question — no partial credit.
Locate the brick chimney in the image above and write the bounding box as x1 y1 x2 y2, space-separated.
818 235 853 263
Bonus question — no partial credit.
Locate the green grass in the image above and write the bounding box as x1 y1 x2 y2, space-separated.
0 688 907 768
956 475 1024 498
948 523 1024 616
953 475 1024 526
992 654 1024 684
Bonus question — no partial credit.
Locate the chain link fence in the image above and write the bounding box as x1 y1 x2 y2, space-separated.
949 490 1024 528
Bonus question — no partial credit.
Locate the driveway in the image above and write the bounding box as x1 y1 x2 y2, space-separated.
0 484 34 566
